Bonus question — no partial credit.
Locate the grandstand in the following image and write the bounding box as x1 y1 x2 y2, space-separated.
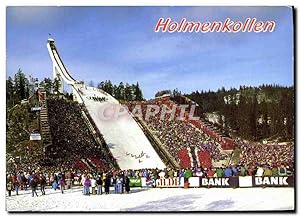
46 97 116 170
126 97 230 169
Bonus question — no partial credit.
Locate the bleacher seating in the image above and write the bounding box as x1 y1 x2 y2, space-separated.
197 150 212 168
177 149 192 168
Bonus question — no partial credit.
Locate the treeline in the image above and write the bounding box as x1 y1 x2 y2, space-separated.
186 85 294 142
95 80 144 101
6 69 144 111
6 69 62 110
6 69 30 109
6 69 54 157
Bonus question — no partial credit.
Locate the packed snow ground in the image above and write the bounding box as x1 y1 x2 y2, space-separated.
6 186 294 212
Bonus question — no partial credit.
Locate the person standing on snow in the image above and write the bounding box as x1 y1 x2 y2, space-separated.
30 178 38 197
96 175 103 195
81 174 86 194
124 175 130 194
52 179 58 191
224 166 233 177
14 177 20 196
272 165 279 176
178 169 185 185
104 174 111 194
207 168 215 177
91 176 97 195
278 164 287 176
112 175 117 194
255 165 264 177
84 176 91 196
21 173 27 190
59 178 65 194
263 165 273 177
7 180 13 197
116 176 123 194
40 174 46 195
184 168 193 180
239 165 246 176
216 167 224 177
231 165 238 176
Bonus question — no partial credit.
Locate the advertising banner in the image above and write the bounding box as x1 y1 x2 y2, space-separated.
188 177 200 187
142 176 294 188
238 176 253 187
30 133 41 141
141 177 155 187
31 107 42 112
200 177 239 188
252 176 294 187
156 178 180 188
129 177 142 187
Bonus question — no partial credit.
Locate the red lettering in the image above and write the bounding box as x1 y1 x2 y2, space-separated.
222 18 234 32
154 18 171 32
263 21 276 32
242 18 251 32
254 21 264 32
232 21 242 32
201 22 211 33
168 22 178 33
210 22 222 32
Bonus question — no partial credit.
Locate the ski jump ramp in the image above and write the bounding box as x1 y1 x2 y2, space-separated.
47 38 165 170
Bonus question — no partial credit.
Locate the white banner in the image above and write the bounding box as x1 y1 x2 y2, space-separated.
156 178 180 187
179 177 184 187
141 177 154 187
30 133 41 140
31 107 42 112
188 177 200 187
238 176 253 187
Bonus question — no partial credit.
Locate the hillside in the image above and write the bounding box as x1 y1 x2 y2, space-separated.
186 85 294 142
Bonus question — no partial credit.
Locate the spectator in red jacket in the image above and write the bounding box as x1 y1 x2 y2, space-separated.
207 168 215 177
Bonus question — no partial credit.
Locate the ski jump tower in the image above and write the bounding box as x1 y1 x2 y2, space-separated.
47 38 83 103
46 38 166 170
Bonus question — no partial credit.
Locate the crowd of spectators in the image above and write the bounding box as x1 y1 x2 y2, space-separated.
6 162 294 196
86 96 107 103
126 98 228 167
46 97 116 170
233 140 294 169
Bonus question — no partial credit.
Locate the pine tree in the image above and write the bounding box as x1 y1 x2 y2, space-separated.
112 84 119 98
124 83 133 101
14 69 29 102
118 82 125 100
6 76 15 108
134 82 143 101
53 77 61 94
97 81 105 90
40 78 53 94
106 80 114 95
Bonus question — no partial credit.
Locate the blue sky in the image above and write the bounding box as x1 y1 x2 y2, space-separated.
6 6 294 99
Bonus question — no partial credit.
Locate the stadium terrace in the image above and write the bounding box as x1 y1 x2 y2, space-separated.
154 18 276 33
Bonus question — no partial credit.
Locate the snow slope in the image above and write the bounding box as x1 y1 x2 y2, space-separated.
6 187 294 212
78 86 165 170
